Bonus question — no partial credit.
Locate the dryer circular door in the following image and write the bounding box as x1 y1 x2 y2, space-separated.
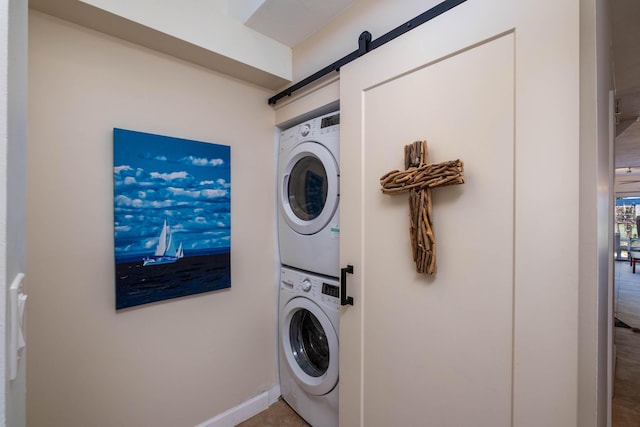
281 296 339 396
280 142 339 235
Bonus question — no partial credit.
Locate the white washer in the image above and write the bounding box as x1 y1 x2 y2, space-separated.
279 266 339 427
278 111 340 278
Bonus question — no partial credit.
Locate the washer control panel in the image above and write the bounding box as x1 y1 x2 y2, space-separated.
281 267 340 309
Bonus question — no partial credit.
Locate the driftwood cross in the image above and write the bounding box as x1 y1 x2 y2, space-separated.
380 141 464 274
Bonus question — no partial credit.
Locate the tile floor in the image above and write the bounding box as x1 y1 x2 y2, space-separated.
236 399 310 427
613 259 640 426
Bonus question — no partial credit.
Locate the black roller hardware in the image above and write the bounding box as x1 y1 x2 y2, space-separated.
267 0 467 105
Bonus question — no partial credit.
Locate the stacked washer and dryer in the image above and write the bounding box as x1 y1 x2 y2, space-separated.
277 111 341 427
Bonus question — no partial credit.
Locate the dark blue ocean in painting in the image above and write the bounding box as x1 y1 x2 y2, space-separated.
115 251 230 310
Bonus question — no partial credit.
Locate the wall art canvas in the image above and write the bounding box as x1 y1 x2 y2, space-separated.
113 128 231 309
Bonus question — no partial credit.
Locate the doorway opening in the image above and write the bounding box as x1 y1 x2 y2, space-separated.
612 196 640 425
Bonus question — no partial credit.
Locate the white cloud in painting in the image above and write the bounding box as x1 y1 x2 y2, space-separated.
167 187 200 199
150 200 173 208
181 156 225 167
150 171 189 181
116 194 174 209
114 194 134 207
114 165 132 174
201 189 227 198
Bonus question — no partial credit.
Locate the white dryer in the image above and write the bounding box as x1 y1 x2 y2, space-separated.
279 266 339 427
278 111 340 278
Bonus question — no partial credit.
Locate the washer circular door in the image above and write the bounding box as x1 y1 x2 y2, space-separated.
281 296 339 396
280 142 339 235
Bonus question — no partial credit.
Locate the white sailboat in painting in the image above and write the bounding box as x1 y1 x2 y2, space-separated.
143 219 184 266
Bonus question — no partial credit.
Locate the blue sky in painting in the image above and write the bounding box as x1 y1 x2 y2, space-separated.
113 128 230 263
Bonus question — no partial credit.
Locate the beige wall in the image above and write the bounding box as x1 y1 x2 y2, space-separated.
27 11 277 427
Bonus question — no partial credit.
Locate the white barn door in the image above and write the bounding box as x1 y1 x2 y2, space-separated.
339 1 580 427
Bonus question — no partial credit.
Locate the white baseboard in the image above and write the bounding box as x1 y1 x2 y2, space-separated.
195 385 281 427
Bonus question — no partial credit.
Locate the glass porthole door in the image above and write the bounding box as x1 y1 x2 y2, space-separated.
281 297 339 395
280 142 339 235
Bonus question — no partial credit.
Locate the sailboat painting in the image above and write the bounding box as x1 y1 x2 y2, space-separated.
113 128 231 310
142 219 184 266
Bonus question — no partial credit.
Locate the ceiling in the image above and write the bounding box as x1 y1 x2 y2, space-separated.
609 0 640 196
242 0 355 47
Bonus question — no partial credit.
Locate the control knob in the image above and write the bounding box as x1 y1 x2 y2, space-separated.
301 279 312 292
301 124 310 137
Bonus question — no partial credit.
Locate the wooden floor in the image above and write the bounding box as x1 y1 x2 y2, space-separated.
236 399 310 427
613 259 640 426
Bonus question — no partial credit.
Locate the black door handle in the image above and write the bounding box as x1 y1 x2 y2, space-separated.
341 265 354 306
